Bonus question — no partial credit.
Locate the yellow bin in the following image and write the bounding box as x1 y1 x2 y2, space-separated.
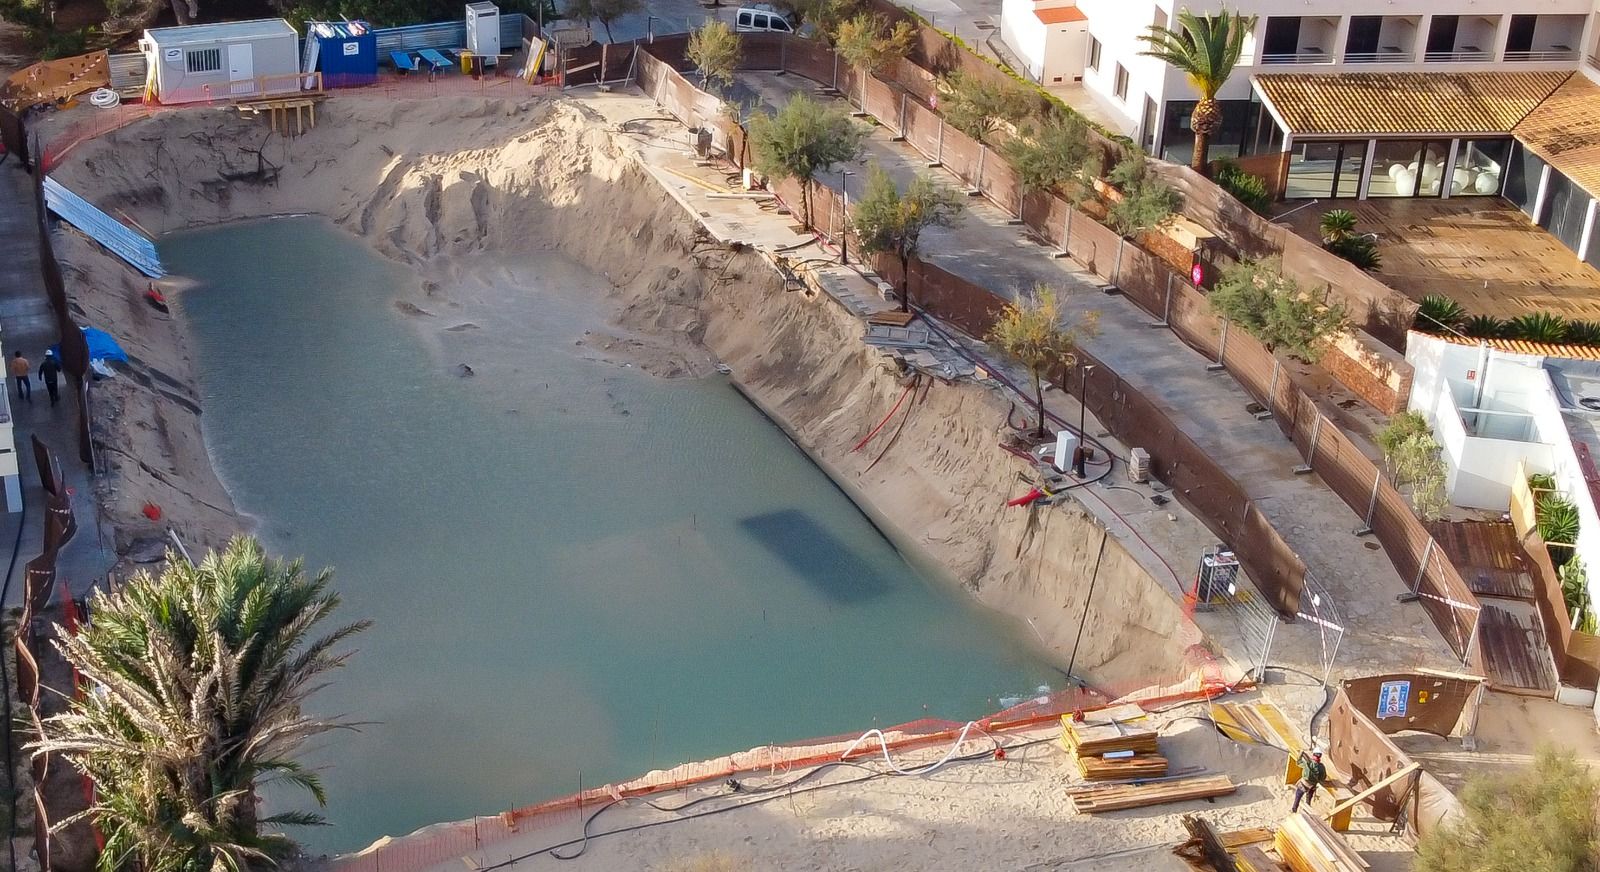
460 50 474 73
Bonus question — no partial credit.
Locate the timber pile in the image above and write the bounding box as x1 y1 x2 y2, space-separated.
1274 812 1369 872
1067 774 1236 812
1061 706 1160 756
1077 753 1168 780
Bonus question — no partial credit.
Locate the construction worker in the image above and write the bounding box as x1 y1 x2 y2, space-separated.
37 350 61 406
1291 748 1328 812
9 351 30 403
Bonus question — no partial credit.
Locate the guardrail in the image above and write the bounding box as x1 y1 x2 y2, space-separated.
1260 51 1334 64
1423 49 1491 62
1503 48 1578 62
1344 51 1413 63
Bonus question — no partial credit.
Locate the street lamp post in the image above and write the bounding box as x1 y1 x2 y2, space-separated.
1072 362 1095 477
839 169 854 265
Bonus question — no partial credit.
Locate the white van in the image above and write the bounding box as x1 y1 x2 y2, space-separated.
735 5 796 32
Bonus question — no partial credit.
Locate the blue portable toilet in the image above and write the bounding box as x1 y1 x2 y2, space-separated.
305 21 376 88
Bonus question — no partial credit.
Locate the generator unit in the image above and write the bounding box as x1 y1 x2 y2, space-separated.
1193 546 1239 609
466 2 501 66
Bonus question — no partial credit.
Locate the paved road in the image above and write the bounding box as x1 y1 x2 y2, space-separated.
599 0 1003 47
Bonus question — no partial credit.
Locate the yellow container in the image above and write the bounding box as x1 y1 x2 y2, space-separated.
460 50 474 73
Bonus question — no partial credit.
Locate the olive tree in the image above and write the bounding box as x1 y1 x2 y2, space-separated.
566 0 643 43
1416 746 1599 872
988 285 1098 440
1375 411 1448 520
687 20 740 96
833 12 916 107
749 93 866 229
850 166 965 313
1208 256 1348 363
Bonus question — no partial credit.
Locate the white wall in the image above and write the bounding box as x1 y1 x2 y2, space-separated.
1075 0 1169 133
1001 0 1050 81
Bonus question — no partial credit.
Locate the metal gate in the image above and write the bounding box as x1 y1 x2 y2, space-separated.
1192 547 1279 681
1296 572 1346 686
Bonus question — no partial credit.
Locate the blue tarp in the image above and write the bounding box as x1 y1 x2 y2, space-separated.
82 328 127 363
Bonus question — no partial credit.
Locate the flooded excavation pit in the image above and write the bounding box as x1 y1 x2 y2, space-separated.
161 215 1061 853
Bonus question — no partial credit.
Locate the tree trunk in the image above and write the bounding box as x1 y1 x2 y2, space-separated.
601 18 615 43
1190 128 1211 175
170 0 192 25
1032 370 1047 439
898 251 910 313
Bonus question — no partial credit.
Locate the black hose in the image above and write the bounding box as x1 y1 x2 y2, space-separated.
480 735 1057 867
0 494 26 872
1065 529 1109 679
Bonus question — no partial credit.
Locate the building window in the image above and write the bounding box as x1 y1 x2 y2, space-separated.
1453 139 1510 196
1369 140 1450 197
1504 141 1546 216
186 48 222 74
1114 63 1129 100
1087 36 1101 72
1285 140 1365 199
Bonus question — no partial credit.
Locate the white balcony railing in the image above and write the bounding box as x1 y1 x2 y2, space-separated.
1345 50 1413 63
1424 49 1492 62
1260 51 1335 65
1503 48 1578 62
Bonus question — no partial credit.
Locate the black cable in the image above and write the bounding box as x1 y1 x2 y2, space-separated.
0 493 27 872
1065 529 1109 680
480 735 1057 867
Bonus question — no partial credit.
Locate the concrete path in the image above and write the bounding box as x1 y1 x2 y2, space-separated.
0 161 115 609
740 72 1466 685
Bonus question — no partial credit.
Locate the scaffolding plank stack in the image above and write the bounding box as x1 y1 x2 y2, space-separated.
1274 812 1368 872
1077 753 1169 780
1067 774 1236 812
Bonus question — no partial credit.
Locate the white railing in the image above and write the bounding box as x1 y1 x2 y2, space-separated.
1461 406 1538 443
1260 51 1334 65
1424 49 1491 62
1344 50 1413 63
1504 48 1578 62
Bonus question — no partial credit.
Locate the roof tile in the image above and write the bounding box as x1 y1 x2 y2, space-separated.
1254 71 1571 136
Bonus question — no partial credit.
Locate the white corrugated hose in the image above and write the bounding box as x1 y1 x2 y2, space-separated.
88 88 120 108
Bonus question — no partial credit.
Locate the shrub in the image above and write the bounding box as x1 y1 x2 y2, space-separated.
1208 257 1348 363
1418 295 1466 331
1002 113 1101 201
747 94 865 228
686 20 740 96
1415 746 1599 872
1559 559 1595 632
1318 209 1357 243
1105 153 1179 239
1212 160 1269 214
1568 319 1600 346
1377 411 1447 519
939 70 1039 142
1529 472 1557 493
1507 311 1569 343
1462 314 1507 339
1538 493 1580 567
1326 235 1382 271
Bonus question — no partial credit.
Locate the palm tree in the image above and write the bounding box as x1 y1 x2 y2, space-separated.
1139 8 1258 175
33 536 370 872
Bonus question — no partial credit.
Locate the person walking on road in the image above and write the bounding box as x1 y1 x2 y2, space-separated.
37 349 61 406
9 351 31 403
1290 748 1328 812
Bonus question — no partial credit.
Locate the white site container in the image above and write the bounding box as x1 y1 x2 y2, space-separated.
466 2 501 66
141 19 301 105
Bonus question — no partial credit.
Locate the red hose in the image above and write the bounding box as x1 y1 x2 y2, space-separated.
852 381 916 452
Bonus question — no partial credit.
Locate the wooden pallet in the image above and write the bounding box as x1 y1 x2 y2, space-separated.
1068 774 1235 813
1274 812 1368 872
867 309 917 327
1061 710 1160 756
1078 753 1168 780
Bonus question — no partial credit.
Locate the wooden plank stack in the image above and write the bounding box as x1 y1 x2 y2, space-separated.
1077 753 1168 780
1061 706 1160 756
1067 774 1236 812
1274 812 1369 872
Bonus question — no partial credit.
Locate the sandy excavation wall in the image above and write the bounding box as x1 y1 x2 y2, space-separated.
49 96 1198 689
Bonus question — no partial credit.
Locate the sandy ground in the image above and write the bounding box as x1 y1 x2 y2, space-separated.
432 702 1412 872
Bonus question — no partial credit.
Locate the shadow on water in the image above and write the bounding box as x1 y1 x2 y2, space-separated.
739 509 894 603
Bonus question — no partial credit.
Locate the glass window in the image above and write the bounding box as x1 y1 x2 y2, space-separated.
738 11 752 26
1452 138 1510 196
1284 140 1365 199
1504 141 1546 216
1541 171 1590 254
1368 139 1449 197
753 13 769 28
774 17 791 31
1114 63 1129 100
1087 36 1101 71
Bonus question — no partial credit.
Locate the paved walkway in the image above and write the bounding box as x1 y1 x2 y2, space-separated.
0 161 114 610
739 74 1465 684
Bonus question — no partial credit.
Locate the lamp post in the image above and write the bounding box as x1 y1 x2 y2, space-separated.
839 169 855 264
1073 362 1095 477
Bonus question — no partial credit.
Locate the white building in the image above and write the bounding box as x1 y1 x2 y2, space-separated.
1000 0 1090 85
997 0 1600 260
1406 331 1600 610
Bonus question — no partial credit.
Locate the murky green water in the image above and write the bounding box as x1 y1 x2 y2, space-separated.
163 216 1059 854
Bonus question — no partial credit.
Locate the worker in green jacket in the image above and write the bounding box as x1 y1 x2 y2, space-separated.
1291 748 1327 812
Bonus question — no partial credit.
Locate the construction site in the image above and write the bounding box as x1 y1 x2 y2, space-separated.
0 9 1596 872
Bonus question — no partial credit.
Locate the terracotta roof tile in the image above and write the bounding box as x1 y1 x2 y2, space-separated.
1433 331 1600 362
1035 5 1085 24
1513 74 1600 200
1253 71 1571 136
